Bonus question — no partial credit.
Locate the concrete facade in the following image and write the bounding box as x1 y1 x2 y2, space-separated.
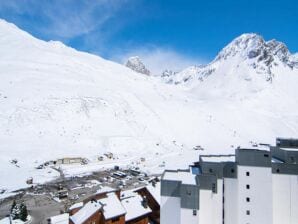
161 138 298 224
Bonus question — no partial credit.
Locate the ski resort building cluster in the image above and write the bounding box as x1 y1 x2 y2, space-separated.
161 138 298 224
48 183 160 224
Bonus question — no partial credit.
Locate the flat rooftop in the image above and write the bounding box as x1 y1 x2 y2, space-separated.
200 155 235 163
163 170 196 185
280 147 298 152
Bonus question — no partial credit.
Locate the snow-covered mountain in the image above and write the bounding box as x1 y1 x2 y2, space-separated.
1 21 298 192
165 33 298 85
291 52 298 62
125 56 151 75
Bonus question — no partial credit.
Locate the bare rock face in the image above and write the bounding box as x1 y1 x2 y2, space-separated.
125 56 150 75
215 34 293 66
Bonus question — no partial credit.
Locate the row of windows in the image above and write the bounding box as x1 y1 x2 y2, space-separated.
246 170 251 216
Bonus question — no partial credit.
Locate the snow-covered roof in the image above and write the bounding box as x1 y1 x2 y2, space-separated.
98 192 126 220
121 193 151 221
280 147 298 152
146 182 161 205
50 213 69 224
200 155 235 163
11 220 24 224
96 186 116 194
69 202 83 210
0 217 10 224
163 170 196 185
70 201 101 224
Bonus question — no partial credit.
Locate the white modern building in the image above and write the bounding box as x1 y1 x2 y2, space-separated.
161 138 298 224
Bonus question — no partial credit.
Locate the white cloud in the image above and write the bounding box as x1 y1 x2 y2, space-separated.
112 47 206 75
0 0 127 39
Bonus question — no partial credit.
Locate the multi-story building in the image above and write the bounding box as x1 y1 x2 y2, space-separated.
161 138 298 224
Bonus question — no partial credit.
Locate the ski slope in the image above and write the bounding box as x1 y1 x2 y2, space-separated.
0 20 298 192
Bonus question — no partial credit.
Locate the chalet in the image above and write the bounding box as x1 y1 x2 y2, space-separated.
82 187 119 204
120 191 152 224
70 192 126 224
135 182 160 224
69 202 83 216
70 200 103 224
48 213 69 224
49 182 160 224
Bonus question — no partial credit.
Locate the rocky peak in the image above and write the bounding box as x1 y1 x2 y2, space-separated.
125 56 150 75
215 33 265 61
161 69 176 77
162 33 297 86
215 33 292 66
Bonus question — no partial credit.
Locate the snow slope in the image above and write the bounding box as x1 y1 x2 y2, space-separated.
0 22 298 192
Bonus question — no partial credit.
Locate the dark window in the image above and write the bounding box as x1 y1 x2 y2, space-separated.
246 171 250 176
276 169 280 173
209 168 213 173
246 210 250 215
231 168 234 173
212 183 216 193
246 184 250 189
187 190 191 196
193 210 197 216
264 154 269 157
246 197 250 202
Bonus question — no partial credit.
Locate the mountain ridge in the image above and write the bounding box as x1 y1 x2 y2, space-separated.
164 33 298 85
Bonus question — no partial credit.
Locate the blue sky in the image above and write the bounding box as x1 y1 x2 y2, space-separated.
0 0 297 73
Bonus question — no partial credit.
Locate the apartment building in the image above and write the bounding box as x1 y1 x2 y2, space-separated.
161 138 298 224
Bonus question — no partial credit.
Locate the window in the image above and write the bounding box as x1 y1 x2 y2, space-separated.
276 168 280 173
246 210 250 215
246 197 250 202
246 184 250 189
209 168 213 173
264 154 269 157
212 183 216 192
231 168 234 173
246 171 250 176
187 190 191 196
193 210 197 216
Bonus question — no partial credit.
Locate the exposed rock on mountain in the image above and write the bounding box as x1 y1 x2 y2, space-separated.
125 56 151 75
166 33 298 85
